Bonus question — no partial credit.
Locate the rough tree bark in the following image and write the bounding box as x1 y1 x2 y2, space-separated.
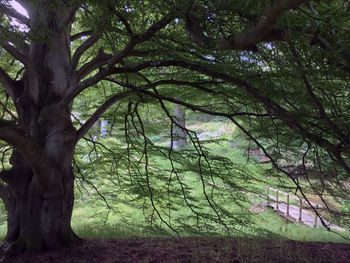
0 3 79 258
0 1 172 258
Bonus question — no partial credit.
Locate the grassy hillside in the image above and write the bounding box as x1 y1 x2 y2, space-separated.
0 115 349 244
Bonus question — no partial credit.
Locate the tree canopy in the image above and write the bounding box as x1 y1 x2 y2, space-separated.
0 0 350 258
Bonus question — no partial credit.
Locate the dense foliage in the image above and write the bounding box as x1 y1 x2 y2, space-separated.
0 0 350 258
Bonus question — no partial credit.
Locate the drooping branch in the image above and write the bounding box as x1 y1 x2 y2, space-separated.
75 91 133 143
104 77 270 118
227 116 333 230
109 59 347 159
185 0 310 50
288 43 348 141
0 3 30 26
310 36 350 73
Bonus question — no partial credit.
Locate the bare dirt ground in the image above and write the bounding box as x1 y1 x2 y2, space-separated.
6 237 350 263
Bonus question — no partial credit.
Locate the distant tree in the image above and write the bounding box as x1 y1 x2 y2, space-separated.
0 0 349 259
171 104 187 149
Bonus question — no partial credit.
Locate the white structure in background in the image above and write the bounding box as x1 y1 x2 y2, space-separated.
100 120 109 137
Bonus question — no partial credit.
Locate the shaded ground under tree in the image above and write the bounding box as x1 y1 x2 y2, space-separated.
7 237 350 263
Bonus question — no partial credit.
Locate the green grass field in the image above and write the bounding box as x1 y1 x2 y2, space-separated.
0 117 349 244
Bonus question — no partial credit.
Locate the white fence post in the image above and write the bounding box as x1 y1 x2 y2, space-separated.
298 198 302 222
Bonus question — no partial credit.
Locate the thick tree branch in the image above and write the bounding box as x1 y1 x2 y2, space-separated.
115 12 134 36
75 91 132 143
76 48 113 81
70 31 93 41
0 66 17 100
0 119 50 188
65 15 173 106
70 30 103 74
77 49 150 82
0 3 30 26
1 43 34 73
102 14 173 68
186 0 310 50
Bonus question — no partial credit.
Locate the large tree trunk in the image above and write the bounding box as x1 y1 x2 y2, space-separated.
0 111 78 258
0 156 78 258
0 3 79 258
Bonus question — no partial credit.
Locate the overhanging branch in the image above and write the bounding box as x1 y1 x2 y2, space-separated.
104 77 270 118
75 91 132 143
185 0 310 50
66 14 173 106
77 49 150 82
109 59 344 158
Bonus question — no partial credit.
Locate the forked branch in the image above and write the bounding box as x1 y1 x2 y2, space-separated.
70 30 103 73
66 14 173 105
0 119 50 188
